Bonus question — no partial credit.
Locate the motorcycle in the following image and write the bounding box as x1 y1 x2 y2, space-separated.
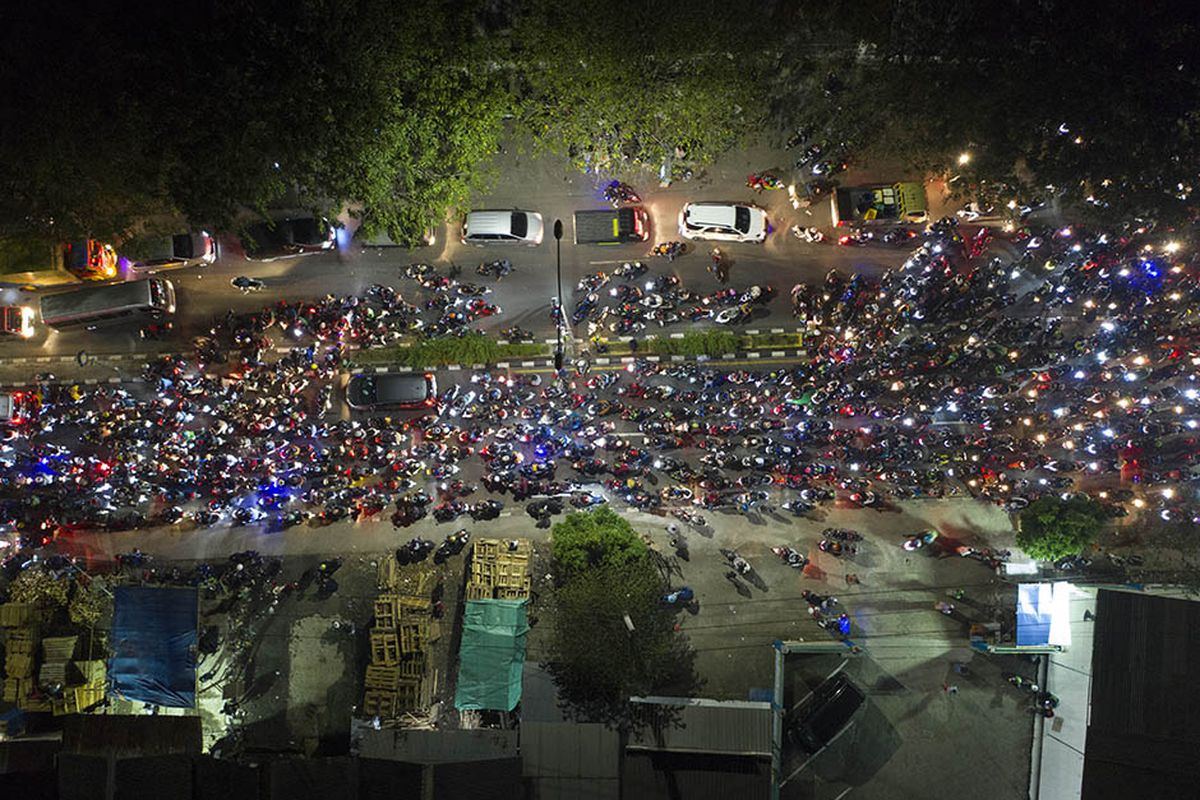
818 539 856 556
651 241 685 262
772 546 808 569
614 261 647 281
434 529 471 563
713 303 754 325
603 180 641 207
746 172 784 192
660 586 695 606
477 259 514 280
791 225 826 243
499 326 535 342
468 499 503 520
720 547 751 575
231 276 265 293
577 272 610 292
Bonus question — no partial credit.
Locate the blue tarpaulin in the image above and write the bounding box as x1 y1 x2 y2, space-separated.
109 586 198 708
1016 583 1053 646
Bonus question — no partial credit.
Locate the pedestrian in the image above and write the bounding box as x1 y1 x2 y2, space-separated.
845 573 860 585
942 683 958 695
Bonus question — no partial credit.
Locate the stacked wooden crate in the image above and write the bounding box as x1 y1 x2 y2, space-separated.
362 590 438 720
466 538 532 600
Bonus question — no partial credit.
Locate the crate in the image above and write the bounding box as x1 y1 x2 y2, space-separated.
374 596 398 629
369 631 400 665
394 679 422 711
71 660 106 688
395 595 431 615
2 677 25 703
494 555 530 588
397 621 428 655
465 583 493 601
376 558 402 592
5 652 35 678
473 538 531 561
398 652 428 680
472 539 502 562
362 690 398 719
42 636 77 662
0 603 34 627
52 696 77 716
71 684 105 713
39 661 67 687
365 665 402 691
496 585 530 601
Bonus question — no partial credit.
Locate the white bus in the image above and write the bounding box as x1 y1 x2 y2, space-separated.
39 278 176 331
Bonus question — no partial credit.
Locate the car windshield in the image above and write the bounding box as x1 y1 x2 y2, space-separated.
171 234 195 259
242 222 293 255
350 376 375 404
510 213 528 238
291 218 325 244
735 207 752 233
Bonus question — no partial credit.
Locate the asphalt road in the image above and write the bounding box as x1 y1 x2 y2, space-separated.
0 147 926 365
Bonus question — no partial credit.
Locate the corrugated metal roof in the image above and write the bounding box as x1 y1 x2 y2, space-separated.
357 728 518 764
623 751 771 800
522 722 620 800
626 697 774 757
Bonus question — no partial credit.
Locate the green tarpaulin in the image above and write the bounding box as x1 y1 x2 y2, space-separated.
454 599 530 712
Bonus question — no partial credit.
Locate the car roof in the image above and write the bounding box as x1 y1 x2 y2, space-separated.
465 210 516 232
685 203 742 227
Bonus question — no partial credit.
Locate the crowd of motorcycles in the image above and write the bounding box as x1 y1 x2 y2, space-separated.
0 196 1195 600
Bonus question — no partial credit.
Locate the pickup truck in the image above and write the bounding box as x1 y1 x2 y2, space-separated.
572 207 650 245
831 182 927 227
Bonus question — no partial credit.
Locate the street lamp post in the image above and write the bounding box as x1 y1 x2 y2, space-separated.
553 219 564 372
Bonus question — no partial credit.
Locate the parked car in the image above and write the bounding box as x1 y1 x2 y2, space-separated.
239 216 336 261
462 210 544 246
0 305 35 337
346 372 437 410
678 202 768 243
787 675 865 753
126 231 219 274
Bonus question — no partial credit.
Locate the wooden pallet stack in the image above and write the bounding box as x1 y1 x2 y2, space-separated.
362 589 439 721
1 627 37 706
466 538 532 601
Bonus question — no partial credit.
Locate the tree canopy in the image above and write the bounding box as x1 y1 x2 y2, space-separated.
784 0 1200 223
546 507 701 726
2 1 1195 242
550 506 648 577
1017 495 1105 562
547 559 702 727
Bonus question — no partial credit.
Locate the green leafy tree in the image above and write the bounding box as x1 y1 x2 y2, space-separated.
783 1 1200 223
510 0 776 175
547 558 702 727
550 507 647 577
1017 495 1105 562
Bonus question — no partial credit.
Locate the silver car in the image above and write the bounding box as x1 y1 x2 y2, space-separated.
462 209 544 246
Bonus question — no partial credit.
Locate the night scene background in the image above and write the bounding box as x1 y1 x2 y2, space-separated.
0 2 1198 799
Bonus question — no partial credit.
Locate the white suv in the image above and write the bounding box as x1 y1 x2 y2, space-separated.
678 202 768 243
462 210 544 246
